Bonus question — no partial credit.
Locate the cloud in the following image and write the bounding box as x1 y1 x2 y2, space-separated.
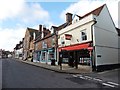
0 1 53 51
0 27 26 51
0 0 25 20
19 3 50 24
60 0 119 27
0 0 51 25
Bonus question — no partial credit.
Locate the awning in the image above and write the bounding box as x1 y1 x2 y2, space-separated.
59 43 93 51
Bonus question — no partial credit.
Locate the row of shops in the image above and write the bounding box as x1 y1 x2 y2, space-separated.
14 4 120 72
33 41 93 68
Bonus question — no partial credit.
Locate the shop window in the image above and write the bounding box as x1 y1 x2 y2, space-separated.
41 52 46 62
81 30 87 41
49 51 54 60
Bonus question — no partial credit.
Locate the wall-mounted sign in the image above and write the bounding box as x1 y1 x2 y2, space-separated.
97 55 101 57
65 34 72 40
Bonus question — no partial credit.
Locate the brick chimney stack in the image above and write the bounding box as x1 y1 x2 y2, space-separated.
66 13 73 23
39 24 42 32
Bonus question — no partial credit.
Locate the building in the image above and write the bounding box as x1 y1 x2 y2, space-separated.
14 39 24 59
23 27 38 61
58 4 120 71
34 25 58 65
0 49 3 58
116 28 120 65
0 49 12 58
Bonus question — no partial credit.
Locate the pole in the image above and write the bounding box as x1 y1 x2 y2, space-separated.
59 49 62 70
89 51 92 67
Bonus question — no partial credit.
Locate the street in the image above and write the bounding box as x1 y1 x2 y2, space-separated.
1 58 120 88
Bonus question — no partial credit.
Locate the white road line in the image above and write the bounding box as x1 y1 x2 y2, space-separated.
73 75 78 77
102 83 115 88
84 76 93 80
79 76 86 80
107 82 119 86
93 78 102 82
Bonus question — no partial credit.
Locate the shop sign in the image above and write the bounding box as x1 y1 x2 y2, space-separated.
65 34 72 40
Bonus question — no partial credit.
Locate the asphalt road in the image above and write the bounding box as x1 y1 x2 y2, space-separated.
2 58 120 88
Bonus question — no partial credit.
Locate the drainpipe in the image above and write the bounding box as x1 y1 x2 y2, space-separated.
91 18 97 71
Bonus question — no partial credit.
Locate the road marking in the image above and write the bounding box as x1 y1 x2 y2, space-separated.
72 74 119 88
93 78 102 82
102 83 115 88
73 75 78 77
84 76 93 80
107 82 119 86
79 76 86 79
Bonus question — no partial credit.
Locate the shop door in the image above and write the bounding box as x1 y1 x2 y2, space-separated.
69 51 74 67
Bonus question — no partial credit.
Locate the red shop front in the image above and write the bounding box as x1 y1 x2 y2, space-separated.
58 42 93 68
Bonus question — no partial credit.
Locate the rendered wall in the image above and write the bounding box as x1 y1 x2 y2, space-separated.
93 5 118 66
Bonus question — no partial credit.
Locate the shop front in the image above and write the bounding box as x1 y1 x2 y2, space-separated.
40 48 56 65
59 42 93 68
33 51 41 62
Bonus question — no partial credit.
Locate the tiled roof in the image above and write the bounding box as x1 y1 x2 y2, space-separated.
81 4 105 18
57 4 105 31
27 27 39 37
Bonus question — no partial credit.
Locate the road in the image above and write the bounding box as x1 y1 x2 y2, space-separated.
1 58 120 88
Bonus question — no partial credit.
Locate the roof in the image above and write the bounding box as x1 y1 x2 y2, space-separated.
81 4 105 18
27 27 39 37
35 32 54 43
116 28 120 36
57 4 105 31
57 23 69 31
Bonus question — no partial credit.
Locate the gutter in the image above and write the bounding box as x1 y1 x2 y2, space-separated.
91 18 97 71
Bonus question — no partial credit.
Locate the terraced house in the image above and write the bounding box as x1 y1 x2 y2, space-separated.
23 28 38 61
33 25 58 65
14 4 120 72
58 4 120 71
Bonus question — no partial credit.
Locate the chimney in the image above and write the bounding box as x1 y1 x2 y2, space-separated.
39 24 42 32
66 13 73 23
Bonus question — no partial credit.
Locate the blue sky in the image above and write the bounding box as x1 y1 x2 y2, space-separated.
1 2 73 29
0 0 119 51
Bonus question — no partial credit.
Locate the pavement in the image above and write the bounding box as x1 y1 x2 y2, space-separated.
15 58 93 74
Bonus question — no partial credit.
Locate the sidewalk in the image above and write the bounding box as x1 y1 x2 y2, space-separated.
18 59 92 74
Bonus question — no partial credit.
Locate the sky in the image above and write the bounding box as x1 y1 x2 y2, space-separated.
0 0 119 51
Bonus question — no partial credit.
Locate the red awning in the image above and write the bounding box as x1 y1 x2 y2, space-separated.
59 43 93 51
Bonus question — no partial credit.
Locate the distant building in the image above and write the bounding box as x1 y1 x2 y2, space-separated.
0 49 2 58
0 49 12 58
14 39 24 59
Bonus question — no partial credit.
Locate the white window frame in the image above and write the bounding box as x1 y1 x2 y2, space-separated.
81 29 87 41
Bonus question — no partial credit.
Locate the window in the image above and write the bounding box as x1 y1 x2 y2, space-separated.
81 30 87 41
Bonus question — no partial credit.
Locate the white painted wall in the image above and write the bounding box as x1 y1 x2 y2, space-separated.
93 5 119 66
58 14 95 47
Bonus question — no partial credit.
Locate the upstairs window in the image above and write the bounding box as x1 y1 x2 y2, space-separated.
81 30 87 41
